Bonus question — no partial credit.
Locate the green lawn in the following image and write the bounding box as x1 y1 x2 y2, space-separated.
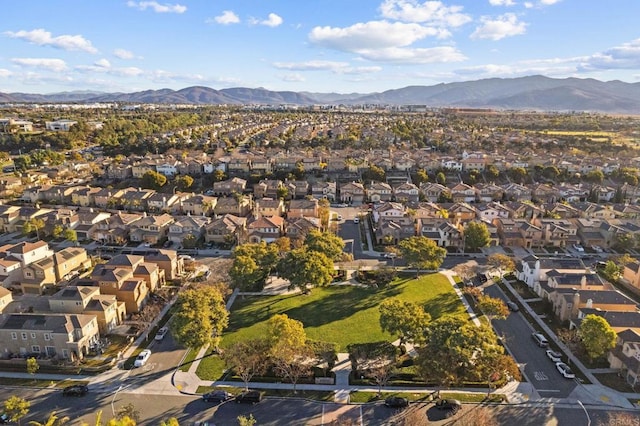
224 273 466 351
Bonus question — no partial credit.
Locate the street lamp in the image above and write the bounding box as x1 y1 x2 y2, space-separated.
576 400 591 426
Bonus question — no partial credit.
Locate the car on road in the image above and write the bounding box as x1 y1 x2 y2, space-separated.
556 362 575 379
62 384 89 397
235 390 263 404
202 390 234 402
155 326 169 341
506 301 519 312
0 412 9 424
532 332 549 348
353 217 359 224
338 203 348 207
435 399 461 417
572 244 584 252
384 396 409 408
337 215 343 221
134 349 152 367
546 350 563 363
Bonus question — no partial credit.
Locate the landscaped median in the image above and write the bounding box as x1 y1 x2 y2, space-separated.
348 390 505 404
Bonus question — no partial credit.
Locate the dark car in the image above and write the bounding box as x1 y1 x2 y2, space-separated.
384 396 409 408
506 301 519 312
202 390 234 402
235 390 263 404
0 412 9 424
435 399 461 417
62 384 89 397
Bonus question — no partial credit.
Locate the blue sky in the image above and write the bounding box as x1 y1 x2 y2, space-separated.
1 0 639 94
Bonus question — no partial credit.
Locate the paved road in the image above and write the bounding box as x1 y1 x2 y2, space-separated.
485 283 579 398
127 333 188 382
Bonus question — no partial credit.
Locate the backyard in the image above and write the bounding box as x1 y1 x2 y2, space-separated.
196 272 468 380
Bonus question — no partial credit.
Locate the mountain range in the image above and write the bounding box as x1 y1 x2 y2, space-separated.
2 75 640 114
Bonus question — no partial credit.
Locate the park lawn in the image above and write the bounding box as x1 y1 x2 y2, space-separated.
222 273 465 351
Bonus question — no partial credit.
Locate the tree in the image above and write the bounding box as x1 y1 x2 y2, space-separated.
464 222 491 251
307 340 338 377
14 155 32 172
485 165 499 180
487 254 515 278
578 314 617 361
276 186 289 200
160 418 180 426
477 295 510 321
23 218 45 239
436 172 446 185
28 411 70 426
63 228 77 243
277 248 334 292
613 232 635 252
318 199 331 231
222 339 269 390
603 260 622 282
237 414 257 426
141 170 167 190
415 168 429 184
347 342 398 395
507 167 527 184
171 286 229 349
174 174 194 191
362 165 386 182
26 357 39 381
585 170 604 183
267 314 312 393
181 233 197 249
116 403 140 424
304 229 345 261
398 236 447 276
452 263 475 283
476 352 521 396
379 299 431 345
52 224 64 239
4 396 30 426
229 242 279 291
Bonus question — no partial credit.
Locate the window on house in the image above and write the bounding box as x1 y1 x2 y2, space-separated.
44 333 50 341
31 345 40 353
31 333 36 339
21 333 27 340
11 332 17 340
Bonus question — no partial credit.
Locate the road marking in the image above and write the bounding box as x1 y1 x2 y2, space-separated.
534 371 549 381
537 389 561 392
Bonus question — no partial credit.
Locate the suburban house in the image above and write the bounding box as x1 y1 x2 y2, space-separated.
205 214 247 245
339 182 366 205
548 289 637 322
167 215 209 245
89 266 148 314
288 199 319 219
311 181 337 201
129 213 175 245
213 195 253 217
608 329 640 387
255 198 285 218
144 250 184 281
0 313 100 361
246 216 284 244
0 287 12 313
179 194 217 216
212 177 247 196
372 202 405 223
286 217 321 243
367 181 393 203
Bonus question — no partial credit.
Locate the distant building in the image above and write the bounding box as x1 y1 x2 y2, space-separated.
45 119 78 131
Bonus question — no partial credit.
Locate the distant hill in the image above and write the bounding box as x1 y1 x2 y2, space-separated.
2 75 640 113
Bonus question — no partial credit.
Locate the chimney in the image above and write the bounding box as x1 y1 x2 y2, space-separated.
581 275 587 289
586 299 593 309
572 292 580 317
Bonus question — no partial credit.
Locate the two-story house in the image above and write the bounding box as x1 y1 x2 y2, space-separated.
205 214 247 246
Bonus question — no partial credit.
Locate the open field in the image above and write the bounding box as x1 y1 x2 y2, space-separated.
196 273 467 380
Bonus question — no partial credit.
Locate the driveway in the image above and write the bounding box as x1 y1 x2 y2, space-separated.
485 283 579 398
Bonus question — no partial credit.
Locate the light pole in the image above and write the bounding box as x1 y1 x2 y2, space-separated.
576 400 591 426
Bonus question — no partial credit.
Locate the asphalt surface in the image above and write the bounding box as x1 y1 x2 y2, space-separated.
485 283 579 398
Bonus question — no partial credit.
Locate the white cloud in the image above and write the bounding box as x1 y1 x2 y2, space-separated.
0 69 12 78
111 67 145 77
489 0 516 5
280 73 305 82
379 0 471 27
471 13 527 40
209 10 240 25
579 38 640 71
126 1 186 14
113 48 135 59
250 13 284 27
310 21 445 52
4 28 97 53
540 0 561 4
273 60 382 74
11 58 68 72
95 58 111 68
357 46 466 63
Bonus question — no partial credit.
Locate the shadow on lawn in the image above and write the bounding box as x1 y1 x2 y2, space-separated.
422 291 464 320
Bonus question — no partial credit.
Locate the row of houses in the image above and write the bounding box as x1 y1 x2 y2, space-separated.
0 249 183 361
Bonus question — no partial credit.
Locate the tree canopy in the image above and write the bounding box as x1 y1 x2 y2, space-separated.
464 221 491 251
170 286 229 349
578 314 617 361
304 229 345 261
229 242 279 291
277 247 334 292
379 299 431 345
141 170 167 190
397 236 447 275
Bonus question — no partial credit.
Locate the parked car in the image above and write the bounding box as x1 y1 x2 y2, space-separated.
572 244 584 252
235 390 263 404
556 362 575 379
531 332 549 348
155 326 169 341
384 396 409 408
0 412 9 424
134 349 152 367
506 301 519 312
62 384 89 397
202 390 234 402
546 350 563 363
435 399 462 417
353 217 360 224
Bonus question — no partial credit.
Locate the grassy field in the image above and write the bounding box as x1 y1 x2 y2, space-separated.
197 273 467 380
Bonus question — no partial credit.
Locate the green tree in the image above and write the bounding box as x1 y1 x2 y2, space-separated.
613 232 635 252
318 198 331 231
585 170 605 183
464 221 491 251
63 228 77 243
174 174 194 191
52 224 64 239
23 218 45 239
4 395 30 426
508 167 528 184
348 342 398 396
277 248 334 292
26 357 39 381
267 314 312 393
307 340 338 377
181 233 197 249
578 314 617 361
304 229 345 261
141 170 167 190
397 236 447 276
28 411 69 426
237 414 256 426
475 352 521 397
362 165 385 182
229 242 279 291
487 253 515 278
276 186 289 200
14 155 32 172
435 172 446 185
222 339 270 390
159 418 180 426
171 286 229 349
603 260 622 281
213 169 226 182
477 295 510 321
485 165 499 180
415 168 429 184
379 299 431 345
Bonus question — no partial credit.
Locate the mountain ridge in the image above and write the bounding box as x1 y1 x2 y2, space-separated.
2 75 640 113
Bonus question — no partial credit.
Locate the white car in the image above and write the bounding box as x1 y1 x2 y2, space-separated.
546 349 562 362
572 244 584 252
555 362 575 379
134 349 151 367
154 326 169 341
